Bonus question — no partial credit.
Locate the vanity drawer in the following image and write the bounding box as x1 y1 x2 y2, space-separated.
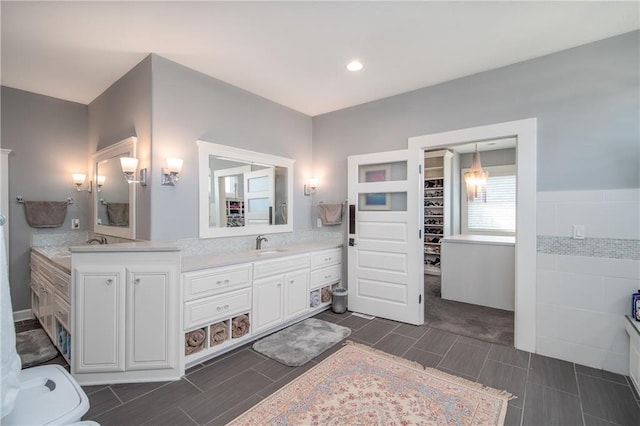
54 295 71 330
184 288 252 328
52 269 71 302
183 263 252 301
310 264 342 289
310 248 341 270
253 254 310 279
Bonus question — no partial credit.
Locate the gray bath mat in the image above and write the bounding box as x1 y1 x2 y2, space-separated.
253 318 351 366
16 328 58 368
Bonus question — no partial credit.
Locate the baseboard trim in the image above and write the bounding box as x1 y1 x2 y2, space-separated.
13 309 33 322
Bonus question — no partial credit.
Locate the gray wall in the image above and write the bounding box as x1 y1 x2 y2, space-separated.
1 87 88 310
150 55 314 240
312 31 640 201
88 56 152 240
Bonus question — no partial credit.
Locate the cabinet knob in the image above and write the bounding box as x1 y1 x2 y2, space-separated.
106 279 113 285
224 279 229 283
135 278 140 285
216 280 222 285
290 279 294 283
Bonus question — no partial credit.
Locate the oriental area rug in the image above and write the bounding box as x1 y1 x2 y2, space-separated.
229 341 514 425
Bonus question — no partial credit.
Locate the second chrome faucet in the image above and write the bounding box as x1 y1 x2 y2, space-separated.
256 234 268 250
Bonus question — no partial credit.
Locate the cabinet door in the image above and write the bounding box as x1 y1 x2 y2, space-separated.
126 267 175 370
284 269 309 320
74 267 125 373
252 276 283 333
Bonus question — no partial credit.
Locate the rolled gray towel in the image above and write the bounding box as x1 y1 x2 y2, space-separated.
310 290 321 307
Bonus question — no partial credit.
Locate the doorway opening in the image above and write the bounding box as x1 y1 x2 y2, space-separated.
408 118 537 353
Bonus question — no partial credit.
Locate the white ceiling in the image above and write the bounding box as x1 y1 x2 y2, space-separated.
2 1 638 116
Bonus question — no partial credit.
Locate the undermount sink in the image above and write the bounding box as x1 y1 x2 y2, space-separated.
255 249 286 255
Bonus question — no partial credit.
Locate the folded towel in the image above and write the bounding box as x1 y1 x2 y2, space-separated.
232 315 250 338
23 201 68 228
321 286 332 303
318 203 343 226
210 322 228 347
310 290 321 307
106 202 129 226
185 329 206 355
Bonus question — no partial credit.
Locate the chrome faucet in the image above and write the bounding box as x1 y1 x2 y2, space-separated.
87 236 108 245
256 234 268 250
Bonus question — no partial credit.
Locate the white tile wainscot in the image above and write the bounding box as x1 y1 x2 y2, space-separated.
536 188 640 375
181 242 342 368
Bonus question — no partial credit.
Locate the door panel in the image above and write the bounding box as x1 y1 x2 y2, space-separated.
347 150 423 325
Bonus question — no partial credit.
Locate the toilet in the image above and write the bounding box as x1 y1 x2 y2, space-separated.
1 364 96 425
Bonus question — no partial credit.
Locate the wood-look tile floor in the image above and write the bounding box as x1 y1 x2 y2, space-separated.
17 313 640 425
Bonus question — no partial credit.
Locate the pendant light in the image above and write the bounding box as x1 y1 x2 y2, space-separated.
464 144 489 202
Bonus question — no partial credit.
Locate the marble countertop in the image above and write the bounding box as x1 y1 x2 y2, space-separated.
33 240 342 274
181 241 342 272
442 234 515 246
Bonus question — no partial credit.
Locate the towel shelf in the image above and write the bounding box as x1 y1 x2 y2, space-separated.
17 196 74 205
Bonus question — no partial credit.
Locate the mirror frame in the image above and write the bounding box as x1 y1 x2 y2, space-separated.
198 140 295 239
93 137 137 239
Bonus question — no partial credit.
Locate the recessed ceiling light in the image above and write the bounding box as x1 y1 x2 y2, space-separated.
346 61 363 72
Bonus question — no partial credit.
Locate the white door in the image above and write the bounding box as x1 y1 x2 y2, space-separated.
126 268 172 370
284 269 310 320
244 168 275 225
252 275 284 332
347 150 423 325
74 267 125 373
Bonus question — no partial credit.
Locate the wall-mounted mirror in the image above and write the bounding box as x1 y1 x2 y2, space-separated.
93 137 137 239
198 140 294 239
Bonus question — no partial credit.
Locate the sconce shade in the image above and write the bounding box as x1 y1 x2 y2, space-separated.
97 175 106 186
72 173 86 185
166 158 183 174
120 157 138 173
304 177 318 196
464 148 488 202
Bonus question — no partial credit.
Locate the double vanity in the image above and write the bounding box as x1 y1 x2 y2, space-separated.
31 240 342 385
29 138 344 385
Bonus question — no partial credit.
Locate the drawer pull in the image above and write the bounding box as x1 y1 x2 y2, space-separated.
216 279 231 285
325 257 331 261
216 304 230 312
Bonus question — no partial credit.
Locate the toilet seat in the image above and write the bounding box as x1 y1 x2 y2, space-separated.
1 364 90 425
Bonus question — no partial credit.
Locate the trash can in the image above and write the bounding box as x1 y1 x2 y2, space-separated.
331 288 348 314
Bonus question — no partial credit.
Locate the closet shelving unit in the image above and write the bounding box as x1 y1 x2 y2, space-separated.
424 150 452 276
225 199 245 227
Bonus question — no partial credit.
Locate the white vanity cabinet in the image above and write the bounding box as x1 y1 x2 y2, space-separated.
182 263 254 364
182 244 342 367
30 250 72 362
309 248 342 309
71 249 182 385
252 254 310 333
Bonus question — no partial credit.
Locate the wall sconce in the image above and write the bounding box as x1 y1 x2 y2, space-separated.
161 157 183 186
120 157 147 186
96 175 106 192
72 173 92 193
304 177 318 196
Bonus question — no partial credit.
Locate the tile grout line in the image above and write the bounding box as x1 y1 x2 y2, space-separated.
573 362 587 426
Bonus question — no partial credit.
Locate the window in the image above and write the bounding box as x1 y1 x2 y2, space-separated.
461 165 516 236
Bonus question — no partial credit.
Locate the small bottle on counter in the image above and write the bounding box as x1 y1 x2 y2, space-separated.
632 290 640 321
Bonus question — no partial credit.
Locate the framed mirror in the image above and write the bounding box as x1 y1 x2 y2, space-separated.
93 137 137 239
198 140 294 239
